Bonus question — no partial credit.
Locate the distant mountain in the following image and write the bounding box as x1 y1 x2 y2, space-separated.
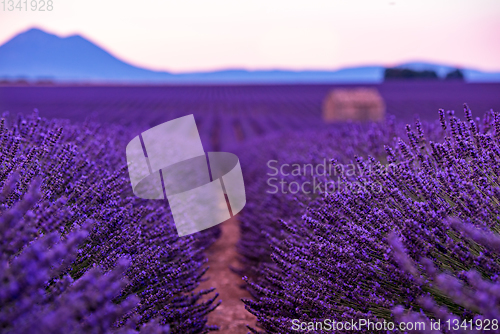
1 28 499 84
0 28 172 82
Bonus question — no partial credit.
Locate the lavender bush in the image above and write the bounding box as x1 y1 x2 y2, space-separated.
241 105 500 333
236 118 401 279
0 111 218 333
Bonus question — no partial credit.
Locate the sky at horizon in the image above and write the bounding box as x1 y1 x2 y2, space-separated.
0 0 499 73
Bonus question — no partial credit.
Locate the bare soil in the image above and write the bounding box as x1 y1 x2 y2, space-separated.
198 217 257 333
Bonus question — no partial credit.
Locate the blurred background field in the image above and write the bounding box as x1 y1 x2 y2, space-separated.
1 81 499 152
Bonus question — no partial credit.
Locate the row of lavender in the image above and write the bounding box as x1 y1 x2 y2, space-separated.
0 111 219 333
237 105 500 333
236 118 400 278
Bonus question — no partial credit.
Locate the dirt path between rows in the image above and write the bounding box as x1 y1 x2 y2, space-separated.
198 217 257 333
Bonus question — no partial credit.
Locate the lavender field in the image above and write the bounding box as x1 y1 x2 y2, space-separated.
1 82 499 150
2 81 500 334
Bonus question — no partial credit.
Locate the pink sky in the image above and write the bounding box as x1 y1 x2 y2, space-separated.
0 0 499 72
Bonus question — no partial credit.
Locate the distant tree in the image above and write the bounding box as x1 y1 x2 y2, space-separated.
14 79 29 85
445 68 464 80
35 79 55 85
384 68 439 80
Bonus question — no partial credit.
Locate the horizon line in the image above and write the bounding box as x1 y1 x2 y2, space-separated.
2 27 499 74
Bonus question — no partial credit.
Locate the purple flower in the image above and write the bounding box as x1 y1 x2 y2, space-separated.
1 110 217 333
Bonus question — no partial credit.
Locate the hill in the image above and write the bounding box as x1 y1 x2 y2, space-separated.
1 28 499 84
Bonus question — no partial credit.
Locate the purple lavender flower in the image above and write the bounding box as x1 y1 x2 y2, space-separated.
239 105 500 333
0 110 217 333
